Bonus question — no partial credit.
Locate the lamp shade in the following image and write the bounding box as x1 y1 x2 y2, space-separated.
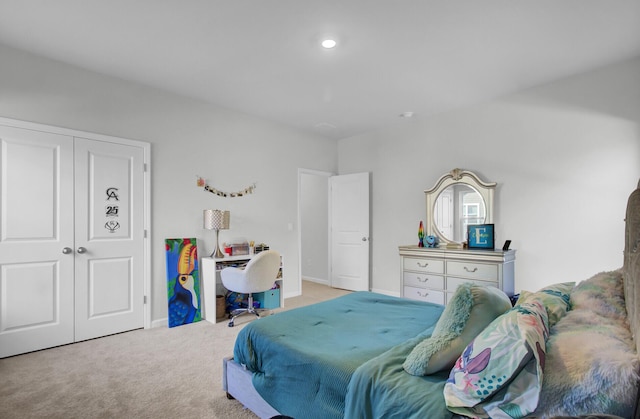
203 209 230 230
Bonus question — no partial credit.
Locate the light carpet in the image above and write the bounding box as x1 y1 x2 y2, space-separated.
0 281 350 419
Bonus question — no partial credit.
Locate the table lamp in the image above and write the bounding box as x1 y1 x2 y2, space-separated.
203 209 230 258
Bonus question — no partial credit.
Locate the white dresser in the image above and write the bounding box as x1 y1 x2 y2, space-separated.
399 245 515 305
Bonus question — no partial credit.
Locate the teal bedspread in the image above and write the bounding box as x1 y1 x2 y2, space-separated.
345 329 454 419
233 292 445 419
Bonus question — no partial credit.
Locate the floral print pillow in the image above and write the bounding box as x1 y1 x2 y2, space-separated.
444 300 549 419
516 282 574 327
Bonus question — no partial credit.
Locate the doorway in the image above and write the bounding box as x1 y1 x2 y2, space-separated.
298 169 331 294
298 169 370 295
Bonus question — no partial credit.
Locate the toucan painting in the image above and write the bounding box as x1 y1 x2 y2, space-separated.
166 238 202 327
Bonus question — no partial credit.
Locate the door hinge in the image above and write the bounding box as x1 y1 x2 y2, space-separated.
144 295 147 304
144 229 148 238
143 163 148 172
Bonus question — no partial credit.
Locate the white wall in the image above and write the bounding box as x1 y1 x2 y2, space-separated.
0 44 338 324
339 57 640 295
2 42 638 311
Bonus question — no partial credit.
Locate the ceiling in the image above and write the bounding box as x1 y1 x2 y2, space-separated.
0 1 639 140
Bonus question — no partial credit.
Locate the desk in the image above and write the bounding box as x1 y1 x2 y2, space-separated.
201 253 283 323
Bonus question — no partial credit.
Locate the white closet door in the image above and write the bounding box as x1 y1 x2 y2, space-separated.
0 121 147 358
0 125 75 358
74 138 145 341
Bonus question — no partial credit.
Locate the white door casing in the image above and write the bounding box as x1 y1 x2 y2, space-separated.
0 119 149 358
330 172 370 291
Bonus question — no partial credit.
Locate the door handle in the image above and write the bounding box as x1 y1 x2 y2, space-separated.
362 237 369 241
62 247 73 254
77 247 87 254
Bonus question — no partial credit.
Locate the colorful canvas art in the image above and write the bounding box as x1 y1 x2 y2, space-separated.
165 238 202 327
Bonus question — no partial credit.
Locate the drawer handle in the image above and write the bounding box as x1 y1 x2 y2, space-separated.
416 262 429 268
464 266 478 273
417 276 429 283
417 291 429 297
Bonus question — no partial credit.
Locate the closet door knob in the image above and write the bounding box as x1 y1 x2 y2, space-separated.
77 247 87 254
62 247 72 254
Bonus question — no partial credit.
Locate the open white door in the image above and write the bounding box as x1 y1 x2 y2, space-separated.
330 172 370 291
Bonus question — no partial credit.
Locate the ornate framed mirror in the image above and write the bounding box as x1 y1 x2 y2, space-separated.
425 168 496 248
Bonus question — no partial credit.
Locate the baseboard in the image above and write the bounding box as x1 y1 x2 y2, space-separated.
302 277 329 286
301 278 399 298
151 318 168 328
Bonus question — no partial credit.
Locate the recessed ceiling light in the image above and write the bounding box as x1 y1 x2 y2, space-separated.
321 39 337 49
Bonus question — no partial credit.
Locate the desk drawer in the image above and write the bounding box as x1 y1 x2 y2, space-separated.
404 286 445 305
403 257 444 274
447 261 498 281
403 272 444 289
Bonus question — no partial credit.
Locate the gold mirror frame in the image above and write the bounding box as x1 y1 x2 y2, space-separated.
425 168 496 248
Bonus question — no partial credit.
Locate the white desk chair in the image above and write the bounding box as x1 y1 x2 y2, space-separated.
221 250 281 327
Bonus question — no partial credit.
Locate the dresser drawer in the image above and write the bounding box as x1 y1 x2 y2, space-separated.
403 257 444 274
448 277 499 291
404 286 445 305
403 272 444 289
447 260 498 281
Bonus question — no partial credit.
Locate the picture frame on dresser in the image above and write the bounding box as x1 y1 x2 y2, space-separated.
467 224 495 249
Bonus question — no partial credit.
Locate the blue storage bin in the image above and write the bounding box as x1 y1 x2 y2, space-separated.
254 288 280 309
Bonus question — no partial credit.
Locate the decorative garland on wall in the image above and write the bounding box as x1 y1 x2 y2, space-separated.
197 176 256 198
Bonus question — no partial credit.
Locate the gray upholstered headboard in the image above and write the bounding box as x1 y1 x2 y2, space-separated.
624 180 640 351
624 180 640 419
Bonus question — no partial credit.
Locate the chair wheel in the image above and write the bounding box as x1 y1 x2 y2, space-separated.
228 321 234 327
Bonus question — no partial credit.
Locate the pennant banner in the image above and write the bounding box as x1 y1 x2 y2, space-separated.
197 176 256 198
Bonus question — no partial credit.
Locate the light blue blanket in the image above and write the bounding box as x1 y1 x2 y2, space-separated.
233 291 445 419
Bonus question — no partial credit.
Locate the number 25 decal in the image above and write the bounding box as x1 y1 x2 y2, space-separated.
105 205 119 217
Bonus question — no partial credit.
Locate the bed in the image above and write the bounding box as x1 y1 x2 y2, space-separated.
223 180 640 419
